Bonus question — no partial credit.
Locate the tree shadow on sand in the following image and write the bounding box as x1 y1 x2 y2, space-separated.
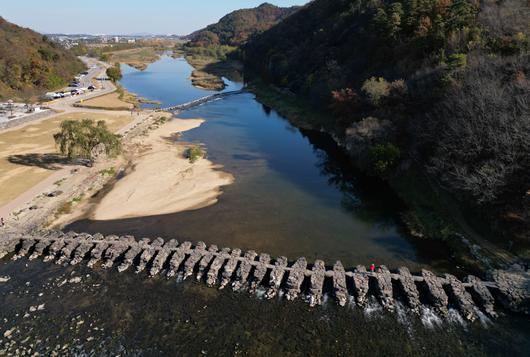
8 153 77 170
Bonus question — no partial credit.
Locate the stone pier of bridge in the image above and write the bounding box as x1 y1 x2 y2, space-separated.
1 231 529 321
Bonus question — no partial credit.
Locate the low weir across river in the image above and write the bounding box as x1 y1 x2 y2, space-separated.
160 90 245 113
2 231 529 322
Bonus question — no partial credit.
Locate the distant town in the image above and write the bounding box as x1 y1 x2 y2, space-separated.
47 33 184 49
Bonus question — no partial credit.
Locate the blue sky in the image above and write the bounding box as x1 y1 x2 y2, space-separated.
1 0 309 35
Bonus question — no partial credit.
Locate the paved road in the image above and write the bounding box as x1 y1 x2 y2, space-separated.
49 57 116 111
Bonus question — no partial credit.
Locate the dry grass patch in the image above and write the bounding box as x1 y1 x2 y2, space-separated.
77 92 134 110
107 47 161 70
0 112 133 207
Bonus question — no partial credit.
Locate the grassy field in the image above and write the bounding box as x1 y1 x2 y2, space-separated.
107 47 161 70
76 92 134 110
0 112 133 207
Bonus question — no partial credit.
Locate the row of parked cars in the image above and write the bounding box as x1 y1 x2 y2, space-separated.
45 85 96 100
43 67 99 100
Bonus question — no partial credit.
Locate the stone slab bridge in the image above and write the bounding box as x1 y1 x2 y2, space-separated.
1 231 529 321
160 90 245 113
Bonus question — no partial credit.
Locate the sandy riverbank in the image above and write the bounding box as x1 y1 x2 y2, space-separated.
54 117 234 224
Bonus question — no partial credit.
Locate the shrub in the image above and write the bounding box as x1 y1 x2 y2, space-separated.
99 167 116 176
187 145 204 163
368 143 401 176
389 79 408 96
361 77 390 105
447 53 467 70
106 64 122 82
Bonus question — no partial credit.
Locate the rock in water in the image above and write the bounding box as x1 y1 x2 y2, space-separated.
374 265 394 312
219 248 242 289
445 274 477 321
249 253 271 293
43 239 66 263
136 237 165 273
182 241 206 279
102 242 130 269
166 241 192 278
117 238 149 272
29 240 52 260
309 260 326 307
421 269 449 315
56 240 80 265
490 269 530 315
265 256 288 299
285 257 308 301
232 250 257 291
70 236 95 266
12 238 35 260
196 245 219 281
86 241 110 268
465 275 496 317
149 239 179 277
333 261 348 307
352 265 370 307
206 248 230 287
396 267 421 314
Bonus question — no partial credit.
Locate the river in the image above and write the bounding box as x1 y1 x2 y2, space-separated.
1 55 529 355
67 55 451 272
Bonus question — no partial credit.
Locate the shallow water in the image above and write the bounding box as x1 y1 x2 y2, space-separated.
1 259 529 356
67 56 453 272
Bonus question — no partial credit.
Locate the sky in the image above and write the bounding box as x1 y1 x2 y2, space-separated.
1 0 309 35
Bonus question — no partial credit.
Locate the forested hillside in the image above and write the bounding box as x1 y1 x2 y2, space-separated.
0 17 85 100
244 0 530 244
188 3 299 47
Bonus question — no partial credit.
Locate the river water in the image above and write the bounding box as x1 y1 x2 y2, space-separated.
1 55 529 355
67 55 451 272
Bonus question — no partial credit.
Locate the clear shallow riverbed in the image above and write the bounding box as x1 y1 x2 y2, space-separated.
1 259 530 356
3 55 528 355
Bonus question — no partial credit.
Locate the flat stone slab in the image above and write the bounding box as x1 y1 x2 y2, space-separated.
333 261 348 307
309 260 326 307
4 231 524 319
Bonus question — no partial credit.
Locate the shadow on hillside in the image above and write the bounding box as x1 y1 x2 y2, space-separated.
8 153 75 170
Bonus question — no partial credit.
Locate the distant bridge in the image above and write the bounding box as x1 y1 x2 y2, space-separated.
161 90 245 112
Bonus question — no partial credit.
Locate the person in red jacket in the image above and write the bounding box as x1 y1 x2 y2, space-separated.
369 263 375 272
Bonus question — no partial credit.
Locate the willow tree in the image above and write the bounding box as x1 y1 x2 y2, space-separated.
53 119 121 160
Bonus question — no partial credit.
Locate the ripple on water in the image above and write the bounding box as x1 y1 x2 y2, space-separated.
420 306 443 329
